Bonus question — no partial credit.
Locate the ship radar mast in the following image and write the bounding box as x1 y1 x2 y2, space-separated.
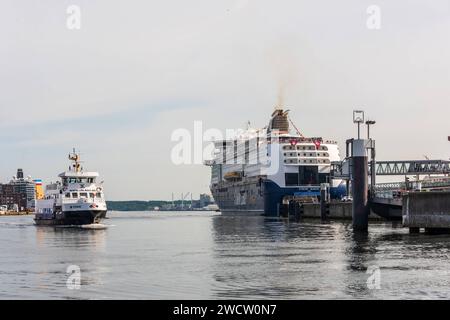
68 148 83 173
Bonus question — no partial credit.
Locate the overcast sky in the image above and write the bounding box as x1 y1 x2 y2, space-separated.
0 1 449 200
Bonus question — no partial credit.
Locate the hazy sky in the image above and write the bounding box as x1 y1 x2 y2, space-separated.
1 1 449 200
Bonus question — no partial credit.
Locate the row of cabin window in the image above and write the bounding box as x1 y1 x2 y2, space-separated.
284 159 330 164
283 145 328 151
63 178 95 184
284 152 329 157
65 192 102 199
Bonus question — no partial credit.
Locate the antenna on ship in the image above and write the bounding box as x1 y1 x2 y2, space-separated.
68 148 83 173
288 115 304 138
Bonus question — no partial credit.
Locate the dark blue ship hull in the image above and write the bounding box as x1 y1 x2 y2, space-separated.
211 178 346 216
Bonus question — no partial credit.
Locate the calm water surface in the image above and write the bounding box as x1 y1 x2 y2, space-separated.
1 211 450 299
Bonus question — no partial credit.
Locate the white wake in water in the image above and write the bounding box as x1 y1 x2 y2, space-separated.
80 224 109 230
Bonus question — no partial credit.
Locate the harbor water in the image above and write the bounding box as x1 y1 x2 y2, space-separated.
1 211 450 299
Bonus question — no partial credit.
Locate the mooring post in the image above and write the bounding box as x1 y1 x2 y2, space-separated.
320 183 329 220
351 139 370 231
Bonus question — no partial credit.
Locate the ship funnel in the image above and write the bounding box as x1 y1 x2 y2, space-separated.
268 108 290 133
17 168 24 179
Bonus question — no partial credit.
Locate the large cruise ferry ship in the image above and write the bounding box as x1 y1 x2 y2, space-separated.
34 150 107 225
205 108 347 216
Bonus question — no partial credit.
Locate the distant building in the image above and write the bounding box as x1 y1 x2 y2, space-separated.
199 193 212 208
0 169 36 211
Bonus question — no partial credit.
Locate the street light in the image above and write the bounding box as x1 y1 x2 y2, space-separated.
353 110 365 139
365 120 376 139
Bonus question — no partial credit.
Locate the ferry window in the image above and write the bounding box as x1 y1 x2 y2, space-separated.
88 178 94 183
299 166 319 185
89 193 95 198
80 193 88 198
319 173 328 184
71 193 78 198
65 193 71 198
96 193 102 198
285 173 299 186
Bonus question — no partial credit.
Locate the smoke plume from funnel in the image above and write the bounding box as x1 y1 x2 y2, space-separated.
266 41 300 109
277 84 285 109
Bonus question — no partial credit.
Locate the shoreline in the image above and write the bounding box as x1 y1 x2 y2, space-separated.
0 212 33 216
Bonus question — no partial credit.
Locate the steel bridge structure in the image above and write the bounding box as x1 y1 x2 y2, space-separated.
331 159 450 179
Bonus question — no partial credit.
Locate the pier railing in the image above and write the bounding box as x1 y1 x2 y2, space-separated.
373 160 450 176
372 178 450 199
331 159 450 178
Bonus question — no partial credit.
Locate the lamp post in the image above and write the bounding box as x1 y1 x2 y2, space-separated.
365 120 376 199
366 120 376 139
353 110 365 139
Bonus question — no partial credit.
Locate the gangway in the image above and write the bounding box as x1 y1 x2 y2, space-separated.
331 159 450 178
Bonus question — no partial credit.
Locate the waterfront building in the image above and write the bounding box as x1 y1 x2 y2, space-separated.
0 169 36 211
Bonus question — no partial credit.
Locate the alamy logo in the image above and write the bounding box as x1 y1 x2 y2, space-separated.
66 5 81 30
170 121 280 174
366 265 381 289
366 5 381 30
66 265 81 290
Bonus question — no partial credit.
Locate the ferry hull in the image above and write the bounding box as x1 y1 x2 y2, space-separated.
211 178 346 217
211 179 299 216
34 210 107 226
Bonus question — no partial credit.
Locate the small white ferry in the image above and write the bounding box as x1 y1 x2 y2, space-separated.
34 150 107 226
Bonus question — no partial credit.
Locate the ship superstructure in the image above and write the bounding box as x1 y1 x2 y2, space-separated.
206 108 346 215
34 150 107 225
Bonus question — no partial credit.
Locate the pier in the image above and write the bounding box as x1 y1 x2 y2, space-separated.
403 191 450 233
282 110 450 233
0 211 33 216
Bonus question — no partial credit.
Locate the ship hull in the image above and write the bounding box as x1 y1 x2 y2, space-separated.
210 177 265 215
210 179 307 216
34 210 107 226
211 178 346 216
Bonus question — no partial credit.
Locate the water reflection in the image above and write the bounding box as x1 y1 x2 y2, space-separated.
35 226 107 251
33 226 108 299
343 232 375 297
211 216 356 299
209 215 450 299
3 212 450 299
